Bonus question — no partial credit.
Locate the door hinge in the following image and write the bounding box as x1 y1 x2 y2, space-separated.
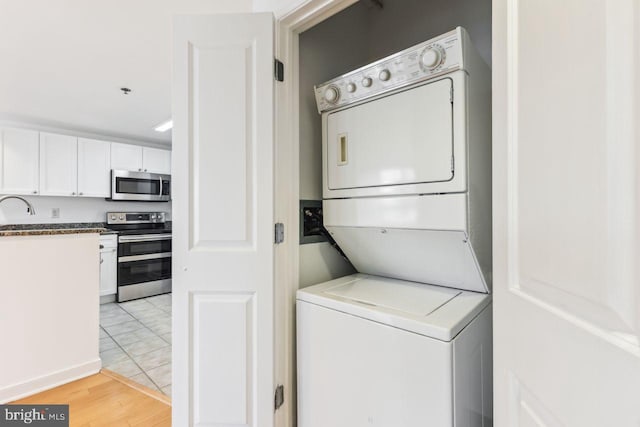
274 59 284 82
274 384 284 410
275 223 285 244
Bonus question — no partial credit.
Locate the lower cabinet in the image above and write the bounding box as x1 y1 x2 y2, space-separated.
99 234 118 298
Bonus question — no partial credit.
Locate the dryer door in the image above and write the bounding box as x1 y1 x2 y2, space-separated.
326 78 453 192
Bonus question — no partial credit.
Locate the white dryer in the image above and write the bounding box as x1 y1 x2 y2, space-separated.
298 27 492 426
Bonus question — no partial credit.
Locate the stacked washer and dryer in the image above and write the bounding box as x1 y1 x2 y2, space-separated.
297 27 492 426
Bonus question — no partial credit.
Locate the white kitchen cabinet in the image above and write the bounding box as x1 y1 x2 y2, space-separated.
142 147 171 174
0 128 39 195
39 132 78 197
99 234 118 298
111 142 143 171
78 138 111 197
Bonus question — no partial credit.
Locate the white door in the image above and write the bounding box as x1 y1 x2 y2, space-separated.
326 79 454 190
493 1 640 425
78 138 111 197
142 147 171 174
172 13 275 427
111 142 143 171
39 132 78 197
0 128 39 195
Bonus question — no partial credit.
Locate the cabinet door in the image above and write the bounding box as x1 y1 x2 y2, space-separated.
142 147 171 174
78 138 111 197
39 132 78 196
99 247 118 296
111 142 143 171
100 235 118 296
0 128 39 195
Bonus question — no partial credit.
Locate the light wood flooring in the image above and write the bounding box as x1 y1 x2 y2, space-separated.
11 370 171 426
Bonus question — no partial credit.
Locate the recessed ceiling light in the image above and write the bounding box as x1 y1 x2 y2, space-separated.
154 119 173 132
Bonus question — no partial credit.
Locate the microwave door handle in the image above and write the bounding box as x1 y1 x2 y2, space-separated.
159 177 163 196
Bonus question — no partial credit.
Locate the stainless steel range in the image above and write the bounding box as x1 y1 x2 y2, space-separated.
107 212 172 302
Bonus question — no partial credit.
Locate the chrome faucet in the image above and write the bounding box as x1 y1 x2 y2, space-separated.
0 195 36 215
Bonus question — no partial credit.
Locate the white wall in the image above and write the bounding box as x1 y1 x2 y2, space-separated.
0 196 171 225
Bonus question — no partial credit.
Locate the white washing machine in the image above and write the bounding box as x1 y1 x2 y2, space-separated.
298 27 493 426
297 274 492 426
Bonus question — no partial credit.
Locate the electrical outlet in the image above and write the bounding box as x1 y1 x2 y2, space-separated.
51 208 60 219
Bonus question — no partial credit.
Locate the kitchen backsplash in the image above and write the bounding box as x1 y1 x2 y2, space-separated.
0 195 172 224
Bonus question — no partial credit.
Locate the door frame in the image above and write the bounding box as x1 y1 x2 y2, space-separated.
272 1 358 426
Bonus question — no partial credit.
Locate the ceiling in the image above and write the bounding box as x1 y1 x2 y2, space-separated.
0 0 251 146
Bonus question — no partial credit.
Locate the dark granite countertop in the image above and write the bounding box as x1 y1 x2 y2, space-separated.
0 222 109 237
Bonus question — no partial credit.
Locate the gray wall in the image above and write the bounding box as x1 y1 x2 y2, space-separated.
297 0 491 287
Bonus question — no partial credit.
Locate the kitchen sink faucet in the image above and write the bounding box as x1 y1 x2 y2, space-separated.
0 195 36 215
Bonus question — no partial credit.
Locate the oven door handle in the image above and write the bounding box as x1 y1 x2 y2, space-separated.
119 234 172 243
118 252 172 262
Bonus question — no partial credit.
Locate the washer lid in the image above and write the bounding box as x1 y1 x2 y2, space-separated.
325 274 459 316
297 273 490 341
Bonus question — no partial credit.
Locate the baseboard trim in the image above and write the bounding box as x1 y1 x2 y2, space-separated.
0 358 102 403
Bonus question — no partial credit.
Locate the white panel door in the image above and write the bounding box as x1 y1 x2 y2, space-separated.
494 0 640 425
0 128 39 195
142 147 171 174
172 13 274 427
39 132 78 197
111 142 143 171
78 138 111 197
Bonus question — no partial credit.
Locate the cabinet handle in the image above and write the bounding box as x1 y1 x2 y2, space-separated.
138 168 142 172
144 169 148 172
99 244 104 249
71 192 76 196
100 258 104 264
32 190 37 194
79 192 83 196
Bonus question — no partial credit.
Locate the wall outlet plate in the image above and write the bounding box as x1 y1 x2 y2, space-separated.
51 208 60 219
299 200 326 244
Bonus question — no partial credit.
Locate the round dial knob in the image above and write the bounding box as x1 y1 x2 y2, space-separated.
421 46 444 70
361 77 373 87
323 85 340 103
379 69 391 81
346 82 357 93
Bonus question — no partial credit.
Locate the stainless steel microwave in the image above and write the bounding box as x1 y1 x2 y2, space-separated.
110 170 171 202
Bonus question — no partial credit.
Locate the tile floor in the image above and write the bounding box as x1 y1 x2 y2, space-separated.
99 294 172 396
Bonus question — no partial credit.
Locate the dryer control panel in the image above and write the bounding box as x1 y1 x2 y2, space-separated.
314 27 464 113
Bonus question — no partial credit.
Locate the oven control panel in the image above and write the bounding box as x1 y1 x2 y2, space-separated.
314 27 463 113
107 212 167 224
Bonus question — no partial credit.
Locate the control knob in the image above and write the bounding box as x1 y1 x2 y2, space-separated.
323 85 340 104
346 82 357 93
379 69 391 81
420 45 445 70
361 77 373 87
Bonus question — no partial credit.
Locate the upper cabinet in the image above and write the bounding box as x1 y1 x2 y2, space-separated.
143 147 171 174
111 142 143 171
39 132 78 197
0 126 170 198
112 143 171 174
78 138 111 197
0 128 40 195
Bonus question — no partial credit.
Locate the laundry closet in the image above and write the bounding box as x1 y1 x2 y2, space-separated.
295 0 493 426
297 0 491 287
